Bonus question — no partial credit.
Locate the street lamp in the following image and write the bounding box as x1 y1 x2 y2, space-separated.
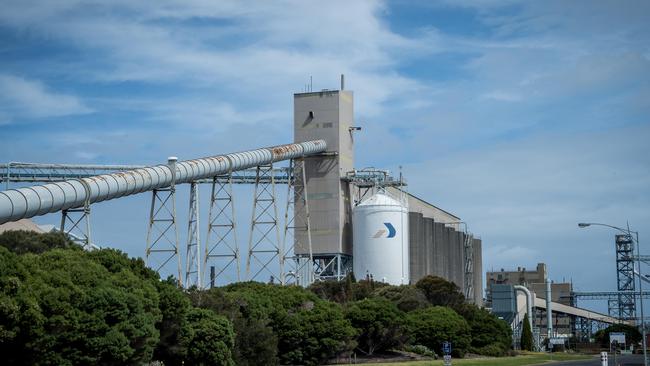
578 222 646 366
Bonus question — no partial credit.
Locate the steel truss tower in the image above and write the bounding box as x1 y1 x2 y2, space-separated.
184 182 201 288
281 158 313 286
203 173 240 287
463 232 475 301
615 233 636 319
61 204 91 248
145 157 183 287
246 164 282 282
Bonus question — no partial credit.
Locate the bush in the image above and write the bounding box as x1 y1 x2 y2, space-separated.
372 285 429 312
406 306 471 358
344 298 408 355
0 247 162 365
415 275 465 309
458 303 511 355
404 344 437 358
472 344 506 357
0 230 79 254
275 301 356 365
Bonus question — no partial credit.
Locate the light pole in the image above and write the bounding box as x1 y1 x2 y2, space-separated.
579 222 646 366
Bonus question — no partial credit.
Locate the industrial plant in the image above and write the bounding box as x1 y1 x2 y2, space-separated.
0 79 483 305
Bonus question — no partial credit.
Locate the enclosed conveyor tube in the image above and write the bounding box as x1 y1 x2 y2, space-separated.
0 140 326 225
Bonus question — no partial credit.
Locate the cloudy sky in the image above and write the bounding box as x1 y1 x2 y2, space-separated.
1 0 649 310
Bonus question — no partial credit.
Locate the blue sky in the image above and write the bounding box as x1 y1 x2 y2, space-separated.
1 0 649 309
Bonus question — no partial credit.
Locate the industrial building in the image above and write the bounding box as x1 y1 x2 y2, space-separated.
293 83 483 304
486 263 625 350
486 263 574 337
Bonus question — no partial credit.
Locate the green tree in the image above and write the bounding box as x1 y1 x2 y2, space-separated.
275 301 356 365
372 285 429 312
520 313 533 351
181 308 235 366
0 230 79 254
344 297 408 355
415 275 466 309
188 287 279 366
153 279 192 365
594 323 642 348
406 306 471 358
0 247 162 365
458 304 511 355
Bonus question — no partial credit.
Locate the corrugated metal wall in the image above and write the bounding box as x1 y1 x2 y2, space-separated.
408 214 483 305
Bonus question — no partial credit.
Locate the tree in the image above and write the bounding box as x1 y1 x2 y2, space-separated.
372 285 429 312
188 287 279 366
0 247 162 365
181 308 235 366
520 313 533 351
406 306 471 358
274 301 356 365
594 323 642 348
153 279 192 365
0 230 79 255
462 304 512 355
344 298 408 355
415 275 465 309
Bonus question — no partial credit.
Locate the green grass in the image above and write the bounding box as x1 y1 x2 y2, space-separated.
364 353 593 366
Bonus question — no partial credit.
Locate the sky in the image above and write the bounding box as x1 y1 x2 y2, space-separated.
1 0 649 313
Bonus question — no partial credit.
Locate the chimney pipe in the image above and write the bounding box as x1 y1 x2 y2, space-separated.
340 74 345 90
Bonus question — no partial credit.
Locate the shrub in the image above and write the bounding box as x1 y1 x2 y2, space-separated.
406 306 471 358
344 298 408 355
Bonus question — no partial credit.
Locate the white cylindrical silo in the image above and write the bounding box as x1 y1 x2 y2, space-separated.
352 192 409 285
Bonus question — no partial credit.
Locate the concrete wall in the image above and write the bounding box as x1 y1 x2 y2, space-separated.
407 213 483 305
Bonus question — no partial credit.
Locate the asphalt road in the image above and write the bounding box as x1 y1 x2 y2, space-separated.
550 354 645 366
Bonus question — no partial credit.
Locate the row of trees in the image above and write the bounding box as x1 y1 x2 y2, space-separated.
0 231 512 365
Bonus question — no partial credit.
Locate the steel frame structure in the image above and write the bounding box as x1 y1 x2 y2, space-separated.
145 158 182 287
246 164 282 283
615 233 636 319
203 173 240 287
281 158 314 286
184 182 201 288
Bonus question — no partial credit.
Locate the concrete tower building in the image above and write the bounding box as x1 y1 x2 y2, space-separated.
294 88 355 279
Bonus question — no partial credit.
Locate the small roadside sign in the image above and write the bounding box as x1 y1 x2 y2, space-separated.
442 341 452 355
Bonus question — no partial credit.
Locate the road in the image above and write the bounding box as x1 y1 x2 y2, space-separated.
551 354 644 366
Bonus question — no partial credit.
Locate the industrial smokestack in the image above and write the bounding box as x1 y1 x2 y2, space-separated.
340 74 345 90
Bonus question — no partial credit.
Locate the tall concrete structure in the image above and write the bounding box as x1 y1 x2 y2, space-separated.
294 89 355 279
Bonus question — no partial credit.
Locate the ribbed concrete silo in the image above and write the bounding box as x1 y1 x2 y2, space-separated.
352 192 409 285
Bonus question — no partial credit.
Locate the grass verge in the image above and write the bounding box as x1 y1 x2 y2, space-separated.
363 352 593 366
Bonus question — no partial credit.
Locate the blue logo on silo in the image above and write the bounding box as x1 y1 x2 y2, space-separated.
373 223 396 238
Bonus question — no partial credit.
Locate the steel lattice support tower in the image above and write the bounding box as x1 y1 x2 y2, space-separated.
145 157 182 287
60 204 91 248
463 233 475 301
246 164 282 282
184 182 201 288
281 158 314 286
615 233 636 319
203 173 240 287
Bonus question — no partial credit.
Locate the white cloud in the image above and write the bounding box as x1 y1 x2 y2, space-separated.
0 74 92 123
